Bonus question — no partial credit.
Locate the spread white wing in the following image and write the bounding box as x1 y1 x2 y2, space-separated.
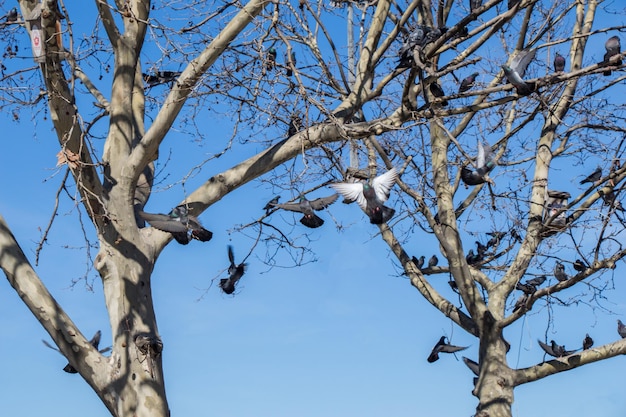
372 167 398 202
330 182 367 211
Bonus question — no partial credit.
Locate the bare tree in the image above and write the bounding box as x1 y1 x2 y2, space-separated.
0 0 625 416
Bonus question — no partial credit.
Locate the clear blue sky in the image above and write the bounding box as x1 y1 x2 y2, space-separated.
1 2 625 417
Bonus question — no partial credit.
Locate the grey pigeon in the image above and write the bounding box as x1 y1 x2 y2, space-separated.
266 47 277 71
43 330 110 374
428 254 439 268
553 53 566 72
525 275 546 287
469 0 482 12
573 259 586 272
538 339 575 358
618 319 626 338
286 51 296 76
397 26 447 68
461 141 497 186
582 334 593 350
427 336 468 362
263 196 280 215
459 72 479 93
412 255 425 270
601 36 621 76
502 48 536 96
554 262 569 282
331 167 398 224
272 194 338 228
220 246 247 295
429 81 448 106
462 356 480 376
580 167 601 185
139 205 213 244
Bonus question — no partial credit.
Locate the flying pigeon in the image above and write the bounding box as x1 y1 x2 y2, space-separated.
553 53 566 72
397 25 447 68
429 81 448 106
459 72 479 93
427 336 468 362
582 334 593 350
469 0 482 12
266 47 277 71
554 262 569 282
271 194 338 228
428 254 439 268
263 196 280 215
462 356 480 376
42 330 110 374
461 141 497 186
331 167 398 224
618 319 626 338
579 167 601 185
286 51 296 76
220 245 247 295
600 36 621 76
412 255 425 270
573 259 586 272
502 48 536 96
538 339 575 358
139 205 213 245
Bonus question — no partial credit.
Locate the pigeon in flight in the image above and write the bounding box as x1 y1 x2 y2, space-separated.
582 334 594 350
459 72 479 93
461 141 497 186
526 275 546 287
427 336 468 362
466 249 482 265
600 36 621 76
271 194 338 228
139 205 213 244
263 196 280 215
553 53 566 72
331 167 398 224
618 319 626 338
554 262 569 282
42 330 110 373
220 246 247 295
538 339 575 358
579 167 602 185
502 48 536 96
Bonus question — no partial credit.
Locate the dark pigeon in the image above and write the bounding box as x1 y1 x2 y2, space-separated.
466 249 482 265
429 81 448 106
272 194 338 228
286 51 296 76
331 167 398 224
459 72 479 93
427 336 468 362
448 280 459 293
618 319 626 338
573 259 586 272
412 255 425 270
428 254 439 268
461 141 497 186
486 231 506 249
263 196 280 215
538 339 575 358
502 48 536 96
43 330 110 374
579 167 601 185
397 25 447 69
139 205 212 244
553 53 566 72
462 356 480 376
266 47 277 71
582 334 593 350
142 71 181 87
220 245 247 295
600 36 621 76
554 261 569 282
516 281 537 295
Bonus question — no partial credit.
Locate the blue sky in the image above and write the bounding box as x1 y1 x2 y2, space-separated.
1 1 626 417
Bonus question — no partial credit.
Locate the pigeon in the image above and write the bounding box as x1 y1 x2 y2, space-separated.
42 330 110 374
142 71 181 87
461 141 497 186
428 254 439 268
526 275 547 287
266 47 277 70
220 246 247 295
397 25 447 68
502 48 536 96
486 231 506 249
469 0 482 12
429 81 448 106
538 339 575 358
513 294 529 312
466 249 482 265
579 167 602 185
573 259 586 272
475 241 489 257
553 53 566 72
462 356 480 376
139 205 213 245
516 281 537 295
271 194 338 228
618 319 626 338
412 255 425 270
330 167 398 224
582 334 593 350
554 261 569 281
427 336 468 362
600 36 621 76
263 196 280 215
286 51 296 76
459 72 479 93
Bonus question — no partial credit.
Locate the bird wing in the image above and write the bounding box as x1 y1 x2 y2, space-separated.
309 193 339 211
538 340 555 357
371 167 398 202
330 182 368 211
228 245 235 265
42 339 61 353
273 201 306 213
89 330 102 349
440 344 469 354
139 212 188 233
462 357 480 376
510 48 536 77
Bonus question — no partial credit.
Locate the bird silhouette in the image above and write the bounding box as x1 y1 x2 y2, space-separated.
429 81 448 106
459 72 479 93
502 48 536 96
461 141 497 186
579 167 602 185
411 255 425 270
331 168 398 224
582 334 593 350
553 53 566 72
466 249 482 265
554 262 569 282
263 196 280 215
618 319 626 338
427 336 468 362
140 205 212 244
220 246 247 295
428 254 439 268
600 36 621 76
42 330 110 373
513 294 529 312
271 194 338 228
573 259 586 272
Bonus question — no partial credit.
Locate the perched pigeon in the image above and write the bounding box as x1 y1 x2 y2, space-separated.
579 167 601 185
142 71 181 87
459 72 479 93
286 51 296 76
538 339 575 358
427 336 468 362
412 255 425 270
600 36 621 76
266 47 277 71
462 356 480 376
461 141 497 186
428 254 439 268
397 25 447 68
140 205 213 244
220 246 247 295
271 194 338 228
469 0 482 12
429 81 448 106
582 334 593 350
554 262 569 282
573 259 586 272
502 48 536 96
331 167 398 224
42 330 110 374
553 53 566 72
263 196 280 215
618 319 626 338
466 249 482 265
